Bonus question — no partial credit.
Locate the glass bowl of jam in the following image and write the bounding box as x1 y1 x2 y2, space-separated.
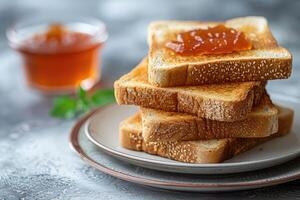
7 15 108 94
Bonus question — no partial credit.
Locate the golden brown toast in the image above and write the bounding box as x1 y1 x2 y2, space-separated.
148 17 292 87
114 58 265 121
119 106 293 164
141 94 278 142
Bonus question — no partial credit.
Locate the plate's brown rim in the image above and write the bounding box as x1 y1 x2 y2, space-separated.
69 104 300 189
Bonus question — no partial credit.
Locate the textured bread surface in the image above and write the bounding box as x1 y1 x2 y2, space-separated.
114 58 265 121
119 106 293 163
141 94 278 142
148 17 292 87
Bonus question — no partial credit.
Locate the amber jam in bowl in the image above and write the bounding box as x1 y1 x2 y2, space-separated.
7 16 108 94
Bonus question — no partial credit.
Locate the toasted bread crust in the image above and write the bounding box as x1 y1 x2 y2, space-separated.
148 17 292 87
276 105 294 135
141 94 278 142
149 55 292 87
119 106 293 163
114 59 265 121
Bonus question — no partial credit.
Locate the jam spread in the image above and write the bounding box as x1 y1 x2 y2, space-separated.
165 25 252 56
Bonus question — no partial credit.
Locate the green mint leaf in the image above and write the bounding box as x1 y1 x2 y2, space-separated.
77 86 91 111
78 86 87 99
91 89 115 107
76 98 90 112
50 87 115 119
50 96 77 119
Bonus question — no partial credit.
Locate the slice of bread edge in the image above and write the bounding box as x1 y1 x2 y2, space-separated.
119 105 293 163
141 93 278 142
148 17 292 86
114 58 266 121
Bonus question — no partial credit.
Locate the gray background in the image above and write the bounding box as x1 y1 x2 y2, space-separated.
0 0 300 199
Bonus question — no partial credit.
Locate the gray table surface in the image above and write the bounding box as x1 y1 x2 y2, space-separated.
0 0 300 199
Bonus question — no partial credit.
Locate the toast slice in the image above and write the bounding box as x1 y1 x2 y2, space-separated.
148 17 292 87
141 94 278 142
114 58 265 121
119 106 293 163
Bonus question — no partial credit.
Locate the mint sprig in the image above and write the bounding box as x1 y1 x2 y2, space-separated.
50 87 115 119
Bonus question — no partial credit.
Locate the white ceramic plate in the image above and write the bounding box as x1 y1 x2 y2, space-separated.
70 107 300 192
85 93 300 174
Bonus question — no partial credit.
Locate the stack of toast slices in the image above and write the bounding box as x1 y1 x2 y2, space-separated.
114 16 294 164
